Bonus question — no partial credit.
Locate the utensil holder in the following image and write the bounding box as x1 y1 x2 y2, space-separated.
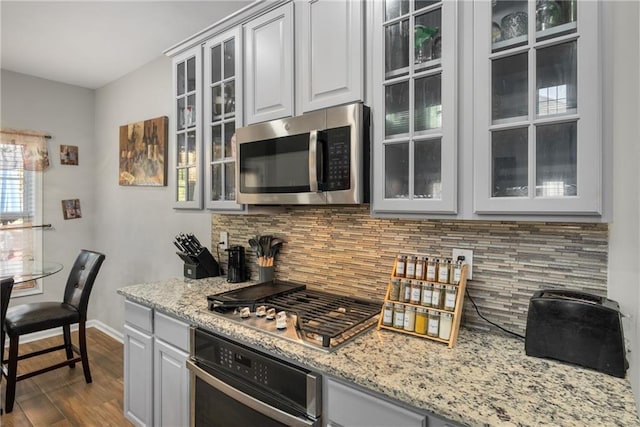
258 266 274 282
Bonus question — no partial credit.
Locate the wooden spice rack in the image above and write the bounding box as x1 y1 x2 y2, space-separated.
377 258 468 348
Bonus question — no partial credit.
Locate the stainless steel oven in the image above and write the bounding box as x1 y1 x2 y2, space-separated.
187 327 322 427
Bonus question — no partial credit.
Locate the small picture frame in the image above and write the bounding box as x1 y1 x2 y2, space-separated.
60 145 79 165
61 199 82 220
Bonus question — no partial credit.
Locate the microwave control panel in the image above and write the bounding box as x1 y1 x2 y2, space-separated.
324 126 351 191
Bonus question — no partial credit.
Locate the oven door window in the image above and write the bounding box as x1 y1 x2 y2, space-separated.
191 362 317 427
239 133 311 193
194 376 289 427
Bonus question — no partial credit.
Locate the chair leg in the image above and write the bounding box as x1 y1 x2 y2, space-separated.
63 324 75 368
78 321 92 383
5 335 19 414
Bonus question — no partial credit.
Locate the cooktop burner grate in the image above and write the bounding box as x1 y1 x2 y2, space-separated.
266 289 381 347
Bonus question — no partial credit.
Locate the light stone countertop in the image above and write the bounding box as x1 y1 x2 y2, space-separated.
117 277 640 427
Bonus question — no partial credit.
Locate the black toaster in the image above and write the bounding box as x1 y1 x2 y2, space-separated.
525 289 628 378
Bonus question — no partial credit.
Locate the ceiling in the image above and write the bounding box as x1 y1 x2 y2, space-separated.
0 1 252 89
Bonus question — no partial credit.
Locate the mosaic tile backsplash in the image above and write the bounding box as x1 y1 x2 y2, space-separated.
212 206 608 335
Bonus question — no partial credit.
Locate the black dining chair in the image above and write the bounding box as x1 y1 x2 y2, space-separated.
1 249 105 413
1 276 15 415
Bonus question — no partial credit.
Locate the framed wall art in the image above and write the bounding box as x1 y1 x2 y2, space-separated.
119 116 168 186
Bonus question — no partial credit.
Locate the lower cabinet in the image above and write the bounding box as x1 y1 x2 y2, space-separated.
124 300 190 427
324 377 426 427
324 376 461 427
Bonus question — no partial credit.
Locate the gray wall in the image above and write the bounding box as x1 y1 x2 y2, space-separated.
606 0 640 407
92 56 211 331
1 69 96 306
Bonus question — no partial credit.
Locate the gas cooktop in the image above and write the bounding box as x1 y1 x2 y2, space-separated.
206 281 382 352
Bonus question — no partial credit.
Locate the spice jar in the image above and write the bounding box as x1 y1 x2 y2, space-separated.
410 280 422 305
444 285 457 311
400 279 412 303
389 278 401 301
452 260 463 285
405 255 416 279
426 258 437 281
431 284 445 309
415 256 425 280
395 255 406 277
438 258 450 283
392 304 405 329
403 306 416 331
439 312 453 340
421 282 433 307
382 302 394 326
415 307 428 334
427 311 440 337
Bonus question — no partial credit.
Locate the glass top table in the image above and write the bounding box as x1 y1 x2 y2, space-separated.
0 260 63 284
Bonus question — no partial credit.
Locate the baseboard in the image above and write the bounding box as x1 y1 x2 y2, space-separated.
3 319 124 347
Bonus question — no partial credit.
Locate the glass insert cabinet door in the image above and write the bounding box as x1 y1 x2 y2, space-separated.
204 27 244 211
173 48 203 209
474 0 601 215
373 0 457 214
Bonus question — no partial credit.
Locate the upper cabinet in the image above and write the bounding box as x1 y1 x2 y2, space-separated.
473 0 601 215
244 3 294 125
372 0 458 214
296 0 364 112
172 47 203 209
203 28 245 211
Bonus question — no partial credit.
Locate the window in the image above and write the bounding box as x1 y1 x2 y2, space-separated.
1 130 46 296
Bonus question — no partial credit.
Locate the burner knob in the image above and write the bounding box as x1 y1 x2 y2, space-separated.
240 307 250 318
266 308 276 320
256 305 267 317
276 311 287 329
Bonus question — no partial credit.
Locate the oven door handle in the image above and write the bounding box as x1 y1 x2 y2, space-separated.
186 360 318 427
308 130 319 193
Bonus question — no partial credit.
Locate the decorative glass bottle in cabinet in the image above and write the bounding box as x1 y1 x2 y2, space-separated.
474 0 601 215
372 0 457 214
204 28 244 211
173 48 202 209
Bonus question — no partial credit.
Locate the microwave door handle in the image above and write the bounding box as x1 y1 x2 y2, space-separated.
308 130 319 193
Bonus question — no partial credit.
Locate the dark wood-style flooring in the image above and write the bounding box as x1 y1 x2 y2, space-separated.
1 327 133 426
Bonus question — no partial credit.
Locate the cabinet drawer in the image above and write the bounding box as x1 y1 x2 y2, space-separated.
326 377 426 427
125 300 153 334
154 311 190 351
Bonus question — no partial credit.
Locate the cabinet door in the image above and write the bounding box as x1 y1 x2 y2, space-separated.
124 324 153 427
297 0 363 112
372 0 458 214
204 28 246 211
153 338 190 427
244 3 294 124
473 1 601 215
325 377 426 427
172 47 203 209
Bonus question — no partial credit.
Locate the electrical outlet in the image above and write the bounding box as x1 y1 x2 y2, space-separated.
452 249 473 280
219 231 228 251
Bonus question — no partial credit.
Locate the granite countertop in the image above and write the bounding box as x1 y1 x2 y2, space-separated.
117 277 640 427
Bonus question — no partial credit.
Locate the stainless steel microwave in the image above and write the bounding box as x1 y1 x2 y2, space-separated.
236 102 370 205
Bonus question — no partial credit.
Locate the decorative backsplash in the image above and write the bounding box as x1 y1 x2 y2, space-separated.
212 206 608 335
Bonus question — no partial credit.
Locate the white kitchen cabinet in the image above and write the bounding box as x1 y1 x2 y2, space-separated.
124 301 154 427
153 311 190 427
203 27 245 211
324 377 426 427
244 2 294 124
473 0 601 215
296 0 364 113
172 46 203 209
371 0 458 214
123 300 191 427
